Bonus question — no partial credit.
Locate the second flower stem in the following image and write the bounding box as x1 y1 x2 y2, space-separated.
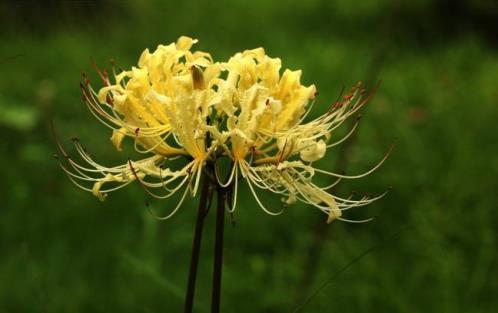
184 175 212 313
211 187 225 313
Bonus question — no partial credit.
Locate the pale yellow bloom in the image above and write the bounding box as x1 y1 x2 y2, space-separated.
209 48 390 223
63 36 220 212
57 36 388 223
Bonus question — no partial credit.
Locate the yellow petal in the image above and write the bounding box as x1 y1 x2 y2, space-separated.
176 36 198 51
138 48 151 68
326 205 341 224
300 139 326 162
110 127 126 151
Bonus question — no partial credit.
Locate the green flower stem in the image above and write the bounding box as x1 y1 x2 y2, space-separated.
211 186 226 313
184 174 212 313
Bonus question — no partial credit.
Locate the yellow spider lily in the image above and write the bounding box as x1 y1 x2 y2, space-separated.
55 36 389 223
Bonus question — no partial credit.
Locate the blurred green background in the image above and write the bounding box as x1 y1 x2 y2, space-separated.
1 0 497 312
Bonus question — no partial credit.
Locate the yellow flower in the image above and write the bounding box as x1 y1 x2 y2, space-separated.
56 36 389 223
206 48 390 223
59 36 220 214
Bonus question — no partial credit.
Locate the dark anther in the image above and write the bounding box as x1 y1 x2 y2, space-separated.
332 101 342 110
191 66 205 90
106 95 113 106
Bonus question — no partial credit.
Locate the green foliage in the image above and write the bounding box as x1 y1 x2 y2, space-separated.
1 0 497 312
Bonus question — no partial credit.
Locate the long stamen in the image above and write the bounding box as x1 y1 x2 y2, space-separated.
227 166 239 213
326 116 360 148
240 162 285 216
315 144 394 179
146 186 190 220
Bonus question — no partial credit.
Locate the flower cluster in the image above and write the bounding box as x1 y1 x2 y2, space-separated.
56 36 389 223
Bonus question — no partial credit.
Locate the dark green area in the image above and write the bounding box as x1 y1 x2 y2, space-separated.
1 0 497 312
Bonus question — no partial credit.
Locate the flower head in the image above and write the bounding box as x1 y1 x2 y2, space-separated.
55 36 389 223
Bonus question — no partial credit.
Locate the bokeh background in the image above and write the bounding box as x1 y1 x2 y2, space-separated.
1 0 497 312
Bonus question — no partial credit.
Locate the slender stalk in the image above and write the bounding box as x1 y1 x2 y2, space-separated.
211 188 225 313
184 175 212 313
